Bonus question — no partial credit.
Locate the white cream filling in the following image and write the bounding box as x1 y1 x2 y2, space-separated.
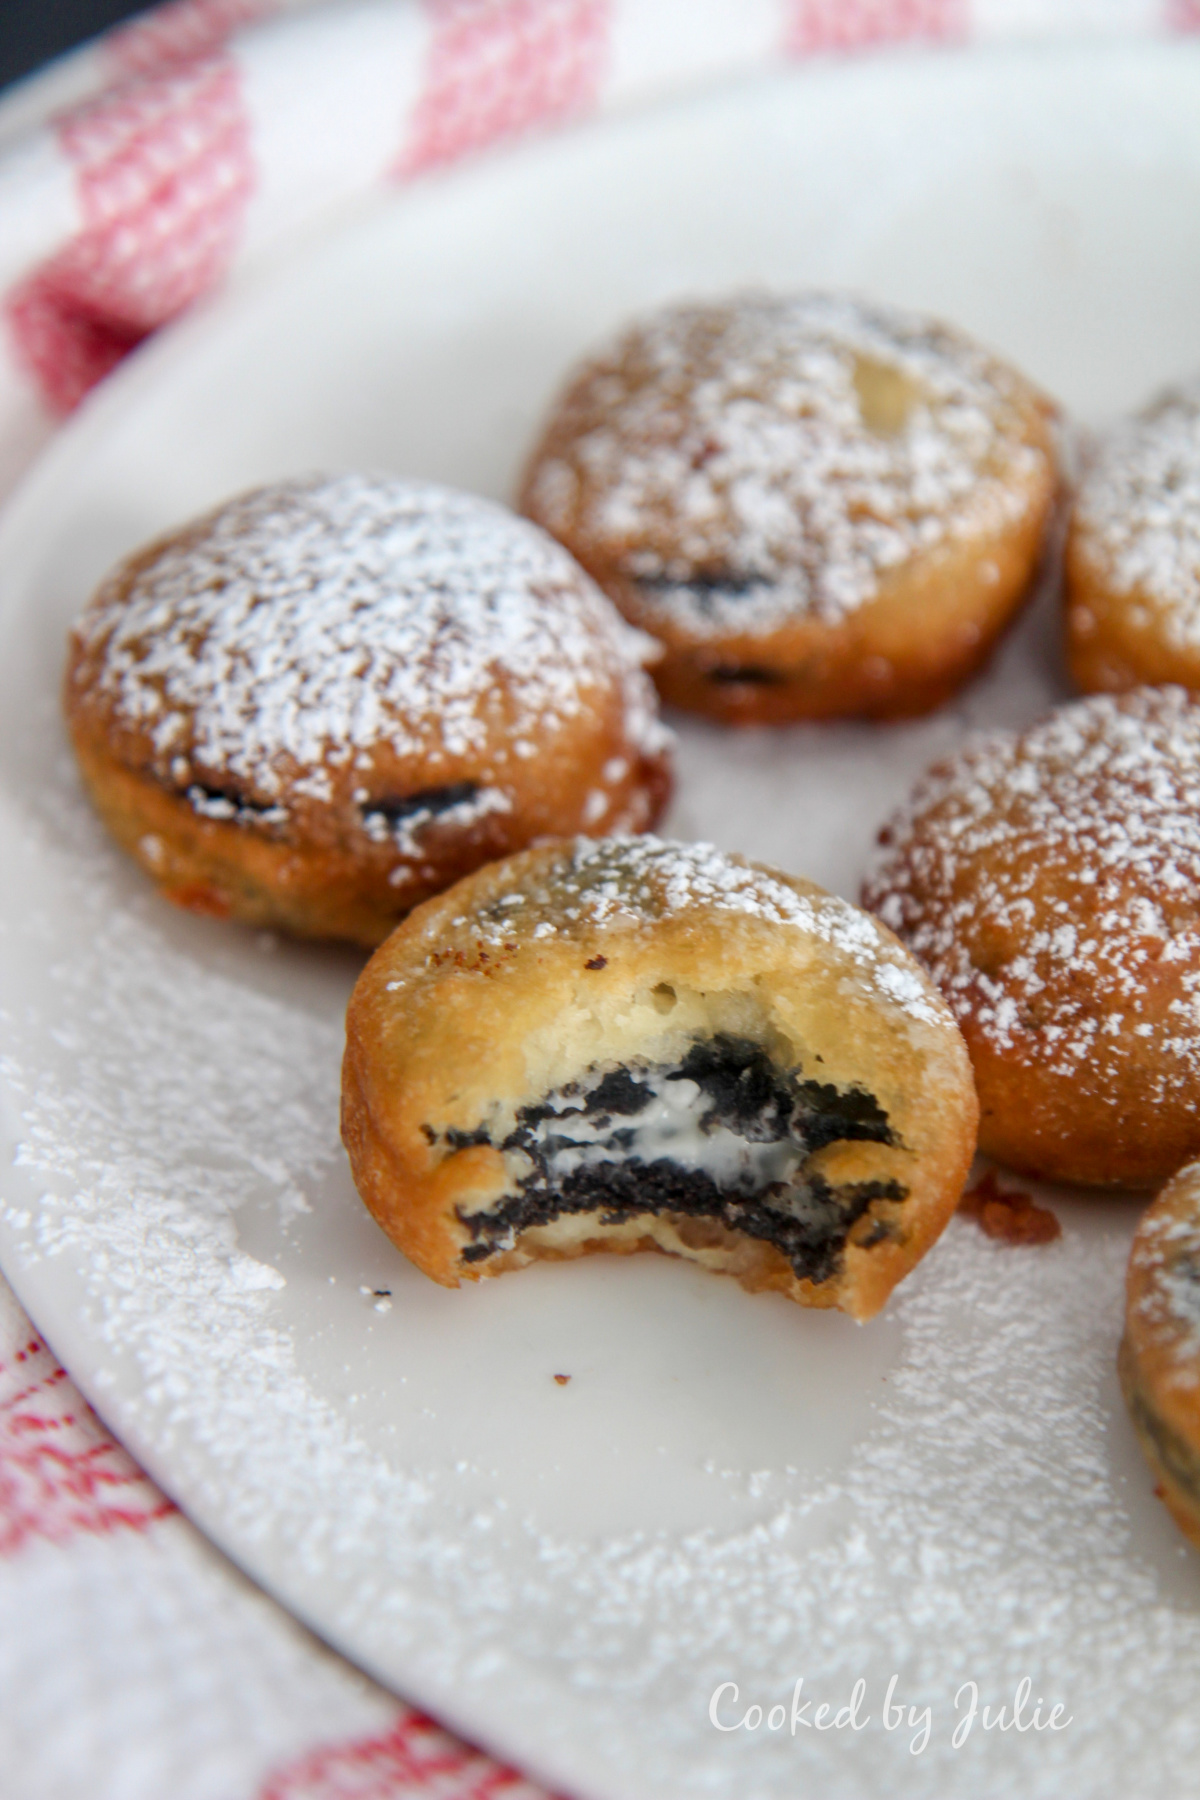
501 1068 810 1208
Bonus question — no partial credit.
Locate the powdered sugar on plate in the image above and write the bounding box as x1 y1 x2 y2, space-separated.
4 781 1200 1800
524 293 1051 636
1072 380 1200 645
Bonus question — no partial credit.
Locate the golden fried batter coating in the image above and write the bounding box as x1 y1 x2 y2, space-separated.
1067 380 1200 695
521 293 1058 723
864 688 1200 1188
66 475 672 944
343 836 978 1320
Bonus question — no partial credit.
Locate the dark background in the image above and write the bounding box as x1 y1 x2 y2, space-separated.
0 0 147 91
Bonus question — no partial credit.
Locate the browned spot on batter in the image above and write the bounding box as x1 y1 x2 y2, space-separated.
959 1169 1061 1245
165 882 232 919
427 938 519 977
852 354 921 437
585 955 608 970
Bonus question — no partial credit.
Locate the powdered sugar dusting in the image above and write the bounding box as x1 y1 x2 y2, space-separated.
1073 380 1200 646
5 690 1200 1797
864 687 1200 1090
74 474 669 812
464 835 945 1026
526 294 1050 635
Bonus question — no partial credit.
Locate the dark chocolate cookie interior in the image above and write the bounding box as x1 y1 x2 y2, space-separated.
184 780 286 828
633 571 770 614
448 1034 906 1286
361 782 481 832
705 666 785 687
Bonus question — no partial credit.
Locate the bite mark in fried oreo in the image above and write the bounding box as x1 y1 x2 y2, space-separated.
341 835 978 1319
451 1034 905 1285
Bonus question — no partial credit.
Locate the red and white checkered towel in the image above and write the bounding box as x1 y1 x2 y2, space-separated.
0 2 1194 1794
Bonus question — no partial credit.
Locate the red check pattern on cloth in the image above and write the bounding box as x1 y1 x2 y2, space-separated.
0 3 1193 1796
107 0 281 77
0 1288 550 1800
0 1320 173 1556
399 0 610 175
5 50 255 411
261 1714 550 1800
784 0 965 54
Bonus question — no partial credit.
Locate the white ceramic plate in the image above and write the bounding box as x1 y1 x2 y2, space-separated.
3 40 1200 1800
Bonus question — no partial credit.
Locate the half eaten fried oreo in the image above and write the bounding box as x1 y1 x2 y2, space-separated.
342 836 978 1319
